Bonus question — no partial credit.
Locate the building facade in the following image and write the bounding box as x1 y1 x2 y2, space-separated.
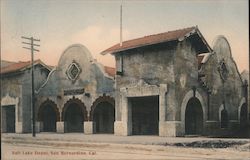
1 26 249 137
35 44 115 134
1 60 51 133
101 26 249 137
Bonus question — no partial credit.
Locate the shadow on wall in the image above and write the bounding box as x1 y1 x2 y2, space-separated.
209 125 250 138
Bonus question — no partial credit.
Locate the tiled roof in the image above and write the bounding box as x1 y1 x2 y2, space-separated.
1 60 16 68
1 59 51 74
104 66 116 77
101 26 197 55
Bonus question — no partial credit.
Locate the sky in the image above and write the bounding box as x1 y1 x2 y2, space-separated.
1 0 249 72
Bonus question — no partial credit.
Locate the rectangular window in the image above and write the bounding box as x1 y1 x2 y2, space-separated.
116 55 123 76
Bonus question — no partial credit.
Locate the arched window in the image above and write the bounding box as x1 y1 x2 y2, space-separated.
221 109 228 128
185 97 203 135
240 103 247 128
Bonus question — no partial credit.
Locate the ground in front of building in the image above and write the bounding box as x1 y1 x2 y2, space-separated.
1 133 250 160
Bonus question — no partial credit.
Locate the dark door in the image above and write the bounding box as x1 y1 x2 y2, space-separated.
42 105 57 132
130 96 159 135
240 103 247 128
93 102 115 133
4 105 15 133
65 103 84 132
185 98 203 135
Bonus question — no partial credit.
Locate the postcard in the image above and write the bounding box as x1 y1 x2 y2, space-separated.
1 0 249 159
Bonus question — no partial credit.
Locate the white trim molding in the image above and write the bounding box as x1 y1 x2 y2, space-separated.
1 93 20 133
181 89 207 133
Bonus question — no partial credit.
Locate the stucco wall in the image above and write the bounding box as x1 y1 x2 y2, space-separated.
36 44 115 123
115 42 177 121
114 36 245 136
200 36 244 122
115 39 206 122
173 39 206 121
1 64 50 133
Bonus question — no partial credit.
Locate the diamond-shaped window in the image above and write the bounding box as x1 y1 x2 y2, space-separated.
66 62 81 81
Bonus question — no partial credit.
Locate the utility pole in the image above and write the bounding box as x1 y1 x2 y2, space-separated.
21 36 40 137
248 51 250 123
120 1 123 46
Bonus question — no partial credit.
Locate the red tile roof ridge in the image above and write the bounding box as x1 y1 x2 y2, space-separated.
104 65 115 69
101 26 197 55
124 26 195 43
104 65 116 77
1 59 51 74
1 60 16 63
142 26 196 38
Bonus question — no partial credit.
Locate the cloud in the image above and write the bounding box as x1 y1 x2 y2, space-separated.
71 25 130 67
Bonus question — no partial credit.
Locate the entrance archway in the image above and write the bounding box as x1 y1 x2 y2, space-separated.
1 94 18 133
90 96 115 134
93 102 114 133
185 97 203 135
38 100 59 132
221 109 228 128
130 96 159 135
240 103 247 128
2 105 15 133
62 97 87 133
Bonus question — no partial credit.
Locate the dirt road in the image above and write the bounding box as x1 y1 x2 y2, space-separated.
2 140 249 160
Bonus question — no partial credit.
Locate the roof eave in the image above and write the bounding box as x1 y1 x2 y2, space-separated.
100 50 112 55
1 60 51 75
178 27 212 53
195 28 213 53
1 70 23 76
36 61 53 71
101 26 212 55
103 39 180 56
20 60 52 72
178 27 197 42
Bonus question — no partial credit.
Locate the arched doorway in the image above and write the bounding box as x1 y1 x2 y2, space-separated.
90 96 115 134
93 102 115 133
185 97 203 135
221 109 228 128
42 105 57 132
240 103 247 128
63 98 87 133
38 100 59 132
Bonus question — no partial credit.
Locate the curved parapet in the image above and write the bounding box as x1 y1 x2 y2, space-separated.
36 43 114 101
212 35 232 61
212 35 243 84
57 44 94 84
58 44 93 67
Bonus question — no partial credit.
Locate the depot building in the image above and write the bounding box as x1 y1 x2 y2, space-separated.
1 26 249 137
